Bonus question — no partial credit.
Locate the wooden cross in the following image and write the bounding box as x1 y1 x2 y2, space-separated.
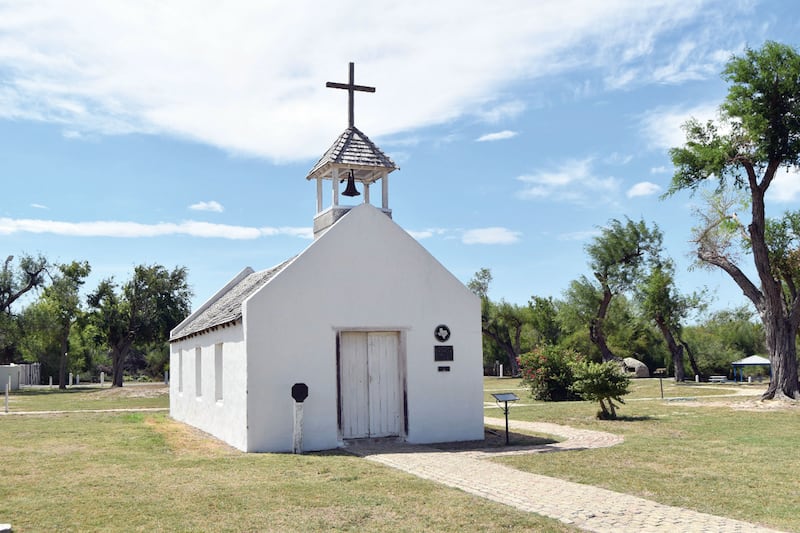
326 62 375 128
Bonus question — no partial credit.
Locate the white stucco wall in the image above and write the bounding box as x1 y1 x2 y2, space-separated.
169 324 248 451
244 204 483 452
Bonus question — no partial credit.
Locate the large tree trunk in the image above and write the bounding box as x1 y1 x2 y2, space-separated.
589 285 618 362
111 342 132 388
654 315 685 382
58 333 68 390
679 339 702 379
761 312 799 400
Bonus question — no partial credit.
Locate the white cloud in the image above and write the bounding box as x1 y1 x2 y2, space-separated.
189 200 224 213
604 152 633 165
639 103 719 151
475 100 526 123
475 130 518 142
516 158 621 206
766 167 800 203
0 0 732 162
0 217 311 239
462 227 521 245
558 229 601 241
626 181 662 198
30 203 48 209
650 165 669 174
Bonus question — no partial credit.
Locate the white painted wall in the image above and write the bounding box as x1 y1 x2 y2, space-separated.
0 365 21 391
244 204 483 452
169 323 248 451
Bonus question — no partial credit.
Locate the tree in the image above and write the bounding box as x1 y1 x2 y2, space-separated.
570 361 631 419
668 41 800 399
43 261 91 389
638 260 705 381
584 218 662 362
468 268 537 375
88 264 191 387
529 296 561 345
0 254 48 363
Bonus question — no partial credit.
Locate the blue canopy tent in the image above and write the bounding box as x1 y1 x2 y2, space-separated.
731 355 771 382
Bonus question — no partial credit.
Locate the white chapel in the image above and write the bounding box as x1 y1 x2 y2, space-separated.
168 63 484 452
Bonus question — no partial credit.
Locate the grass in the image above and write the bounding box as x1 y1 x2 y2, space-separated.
2 378 798 531
0 387 572 532
6 383 169 411
492 378 800 532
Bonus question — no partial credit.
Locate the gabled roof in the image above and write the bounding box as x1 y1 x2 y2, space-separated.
731 355 771 366
170 259 293 342
305 126 398 181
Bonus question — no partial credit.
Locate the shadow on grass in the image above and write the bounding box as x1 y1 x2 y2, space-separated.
16 387 103 396
607 415 654 422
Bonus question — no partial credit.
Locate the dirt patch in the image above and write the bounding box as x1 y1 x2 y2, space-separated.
678 397 800 411
99 384 169 399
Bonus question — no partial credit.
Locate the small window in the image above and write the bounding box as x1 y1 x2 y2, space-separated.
214 343 223 402
195 347 202 398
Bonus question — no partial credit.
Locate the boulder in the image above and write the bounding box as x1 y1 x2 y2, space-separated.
623 357 650 378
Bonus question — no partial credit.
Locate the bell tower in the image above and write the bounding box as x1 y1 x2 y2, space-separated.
305 62 398 239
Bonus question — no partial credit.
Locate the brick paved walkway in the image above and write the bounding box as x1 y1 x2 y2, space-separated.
347 418 784 533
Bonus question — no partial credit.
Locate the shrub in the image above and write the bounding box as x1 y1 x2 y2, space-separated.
570 361 631 419
518 346 582 401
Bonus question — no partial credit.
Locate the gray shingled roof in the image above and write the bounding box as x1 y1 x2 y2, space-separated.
170 259 293 342
305 126 397 180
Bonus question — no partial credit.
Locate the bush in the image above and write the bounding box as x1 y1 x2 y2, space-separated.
518 346 582 401
570 361 631 419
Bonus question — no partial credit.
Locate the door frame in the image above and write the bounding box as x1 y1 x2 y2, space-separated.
336 329 408 440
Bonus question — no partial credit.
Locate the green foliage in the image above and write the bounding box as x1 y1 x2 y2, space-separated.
0 253 48 362
570 361 631 419
528 295 561 345
681 306 766 376
88 264 192 386
586 218 663 292
764 210 800 300
518 345 582 401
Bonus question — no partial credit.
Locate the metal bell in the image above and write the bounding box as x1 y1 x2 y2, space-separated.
341 169 360 197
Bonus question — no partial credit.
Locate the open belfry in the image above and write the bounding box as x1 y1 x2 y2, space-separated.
169 63 483 452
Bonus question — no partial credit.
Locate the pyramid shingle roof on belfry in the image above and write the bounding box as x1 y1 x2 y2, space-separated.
305 126 398 180
170 258 294 342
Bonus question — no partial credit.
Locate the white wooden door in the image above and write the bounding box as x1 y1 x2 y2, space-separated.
339 331 401 438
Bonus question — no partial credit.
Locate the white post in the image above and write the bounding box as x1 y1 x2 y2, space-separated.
316 177 323 213
695 375 700 383
164 370 169 385
332 168 339 207
499 364 503 378
49 376 53 388
76 374 80 386
100 372 105 386
381 174 389 210
4 383 8 414
293 402 304 454
69 373 73 387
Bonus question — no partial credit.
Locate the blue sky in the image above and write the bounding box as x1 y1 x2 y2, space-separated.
1 0 799 316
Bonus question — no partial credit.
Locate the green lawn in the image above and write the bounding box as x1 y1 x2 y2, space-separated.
2 379 797 532
492 379 799 532
0 386 571 533
6 383 169 411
